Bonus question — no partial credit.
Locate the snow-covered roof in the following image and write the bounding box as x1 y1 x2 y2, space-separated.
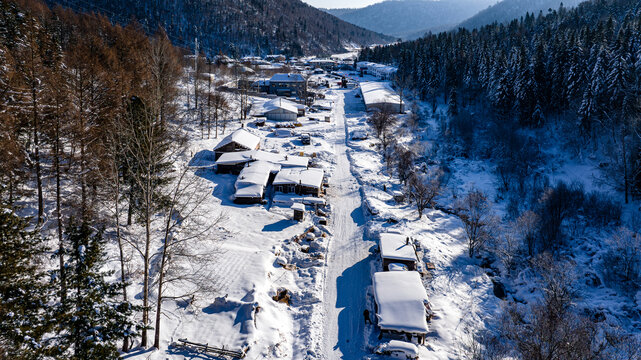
234 184 264 199
216 150 308 168
273 168 324 189
270 73 306 83
360 81 403 106
214 129 260 152
291 203 305 211
373 271 429 334
379 233 417 263
378 340 419 356
235 161 279 190
262 98 299 115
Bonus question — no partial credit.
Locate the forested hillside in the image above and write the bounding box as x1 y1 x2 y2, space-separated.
325 0 496 39
0 0 190 355
362 0 641 202
359 0 641 356
458 0 585 29
43 0 393 56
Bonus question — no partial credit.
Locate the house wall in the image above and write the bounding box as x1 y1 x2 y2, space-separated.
233 196 263 204
269 81 307 97
214 142 260 160
266 109 297 121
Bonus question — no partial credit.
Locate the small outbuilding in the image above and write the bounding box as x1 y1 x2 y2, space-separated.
373 271 429 344
379 233 418 271
292 203 305 221
216 150 309 174
213 129 261 160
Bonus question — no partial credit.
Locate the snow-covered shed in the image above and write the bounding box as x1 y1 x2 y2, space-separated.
261 98 301 121
379 233 418 271
360 81 404 113
216 150 309 174
273 168 324 197
373 271 429 344
213 129 261 160
233 161 280 204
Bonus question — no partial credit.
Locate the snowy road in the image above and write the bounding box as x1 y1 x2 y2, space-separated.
321 90 372 359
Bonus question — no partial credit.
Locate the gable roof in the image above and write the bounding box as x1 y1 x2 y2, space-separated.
360 81 403 106
263 97 299 115
373 271 429 334
273 168 324 189
379 233 417 263
213 129 260 152
215 150 309 168
270 73 306 83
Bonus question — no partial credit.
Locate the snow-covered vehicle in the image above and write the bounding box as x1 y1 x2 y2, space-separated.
374 340 419 359
300 133 311 145
273 128 293 137
350 130 368 140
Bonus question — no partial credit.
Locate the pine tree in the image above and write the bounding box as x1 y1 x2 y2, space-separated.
0 204 51 359
52 220 139 359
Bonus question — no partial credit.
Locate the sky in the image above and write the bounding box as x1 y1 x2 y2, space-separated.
301 0 384 9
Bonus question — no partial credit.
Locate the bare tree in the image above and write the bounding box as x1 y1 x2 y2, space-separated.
152 165 226 348
514 210 539 257
369 110 397 140
602 227 641 290
395 146 414 186
458 189 495 257
407 169 442 219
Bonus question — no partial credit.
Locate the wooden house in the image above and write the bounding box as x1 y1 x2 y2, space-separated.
269 73 307 98
213 129 260 160
273 168 324 197
373 271 429 344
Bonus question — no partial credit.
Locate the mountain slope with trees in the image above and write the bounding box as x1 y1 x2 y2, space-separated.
360 0 641 356
458 0 585 29
43 0 393 56
326 0 496 39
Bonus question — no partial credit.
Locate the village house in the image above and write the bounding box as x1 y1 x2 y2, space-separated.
373 271 430 344
213 129 261 160
273 168 324 197
360 81 404 113
261 97 304 121
233 161 280 204
269 73 307 97
215 150 309 174
379 233 418 271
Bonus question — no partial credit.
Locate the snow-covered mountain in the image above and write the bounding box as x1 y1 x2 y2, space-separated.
325 0 497 39
458 0 586 29
43 0 393 56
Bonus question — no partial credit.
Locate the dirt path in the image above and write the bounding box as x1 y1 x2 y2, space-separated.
321 90 372 359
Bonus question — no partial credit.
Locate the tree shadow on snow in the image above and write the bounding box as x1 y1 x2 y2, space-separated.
350 205 366 227
189 149 217 167
165 345 229 360
194 168 236 206
334 255 373 357
262 218 296 232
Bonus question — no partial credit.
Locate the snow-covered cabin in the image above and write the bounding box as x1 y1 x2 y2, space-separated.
215 150 309 174
373 271 429 344
269 73 307 97
261 98 303 121
360 81 404 113
379 233 418 271
265 54 286 62
213 129 261 160
233 161 280 204
273 168 324 197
